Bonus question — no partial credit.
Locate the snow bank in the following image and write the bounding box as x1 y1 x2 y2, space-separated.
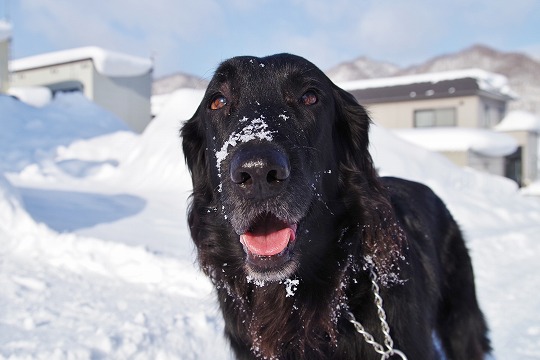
0 89 229 359
0 181 225 359
0 92 129 173
0 173 41 240
1 88 200 193
371 125 519 200
112 89 204 191
2 87 540 359
8 86 52 107
393 127 518 157
521 180 540 196
10 46 152 77
339 68 514 97
151 93 173 117
495 110 540 133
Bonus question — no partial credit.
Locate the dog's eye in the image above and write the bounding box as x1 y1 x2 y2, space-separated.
210 94 228 110
301 91 318 106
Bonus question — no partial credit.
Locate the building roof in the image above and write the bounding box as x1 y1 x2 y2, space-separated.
0 20 11 42
10 46 153 77
495 110 540 133
338 69 516 104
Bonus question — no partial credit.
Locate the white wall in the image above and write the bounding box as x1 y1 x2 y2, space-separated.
366 95 480 128
93 69 152 133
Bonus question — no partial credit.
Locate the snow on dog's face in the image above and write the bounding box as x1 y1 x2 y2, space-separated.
182 54 346 282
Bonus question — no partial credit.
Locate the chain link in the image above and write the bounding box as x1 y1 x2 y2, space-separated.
346 268 408 360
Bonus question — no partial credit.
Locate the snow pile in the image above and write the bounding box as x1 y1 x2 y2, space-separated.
0 185 224 359
8 86 53 107
114 89 204 191
339 68 515 97
0 92 129 173
1 88 540 359
0 20 10 41
10 46 153 77
522 180 540 196
0 90 229 359
393 127 518 157
151 93 173 117
495 110 540 133
0 173 42 241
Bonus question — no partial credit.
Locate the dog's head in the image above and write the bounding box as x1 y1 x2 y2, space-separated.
182 54 401 284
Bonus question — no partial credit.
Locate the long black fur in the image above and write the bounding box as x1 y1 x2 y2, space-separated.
181 54 490 359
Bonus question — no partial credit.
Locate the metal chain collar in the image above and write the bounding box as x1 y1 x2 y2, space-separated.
346 268 408 360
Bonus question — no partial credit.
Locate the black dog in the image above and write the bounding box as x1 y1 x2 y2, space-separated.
181 54 490 359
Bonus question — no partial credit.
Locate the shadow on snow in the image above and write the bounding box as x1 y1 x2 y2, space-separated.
18 187 147 232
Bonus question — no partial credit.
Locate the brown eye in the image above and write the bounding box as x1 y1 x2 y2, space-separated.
301 91 318 106
210 94 228 110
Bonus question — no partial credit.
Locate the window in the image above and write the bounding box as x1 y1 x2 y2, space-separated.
482 101 507 128
414 108 456 127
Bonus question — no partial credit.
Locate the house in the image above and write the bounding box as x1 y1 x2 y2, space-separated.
0 20 10 92
339 69 538 186
10 47 153 133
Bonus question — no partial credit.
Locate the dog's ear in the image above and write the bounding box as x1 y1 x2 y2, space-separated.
332 85 377 181
181 105 208 190
332 85 406 285
181 104 218 275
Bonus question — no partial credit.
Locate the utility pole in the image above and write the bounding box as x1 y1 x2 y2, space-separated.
0 0 11 92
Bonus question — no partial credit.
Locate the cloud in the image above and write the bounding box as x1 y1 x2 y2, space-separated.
15 0 540 76
295 0 540 67
19 0 227 74
353 2 446 63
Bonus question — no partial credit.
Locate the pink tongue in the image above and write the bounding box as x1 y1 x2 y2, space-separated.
241 227 296 256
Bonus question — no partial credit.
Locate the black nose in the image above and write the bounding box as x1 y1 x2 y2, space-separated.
230 146 290 199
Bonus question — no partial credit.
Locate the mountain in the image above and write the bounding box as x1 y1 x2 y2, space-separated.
153 46 540 116
152 72 208 95
399 45 540 114
325 45 540 115
326 56 400 82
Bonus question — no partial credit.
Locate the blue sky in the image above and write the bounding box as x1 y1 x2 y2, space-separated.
3 0 540 78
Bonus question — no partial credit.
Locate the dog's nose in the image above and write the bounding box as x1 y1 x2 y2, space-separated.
230 147 290 199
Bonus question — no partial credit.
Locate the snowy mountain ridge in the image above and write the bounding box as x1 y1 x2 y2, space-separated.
326 56 400 82
326 44 540 115
153 45 540 117
152 72 208 95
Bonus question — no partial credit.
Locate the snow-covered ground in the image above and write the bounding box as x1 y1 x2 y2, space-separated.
1 89 540 359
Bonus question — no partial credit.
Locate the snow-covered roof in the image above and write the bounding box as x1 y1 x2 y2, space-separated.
394 127 518 157
338 68 515 98
495 111 540 133
10 46 153 77
0 20 11 42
